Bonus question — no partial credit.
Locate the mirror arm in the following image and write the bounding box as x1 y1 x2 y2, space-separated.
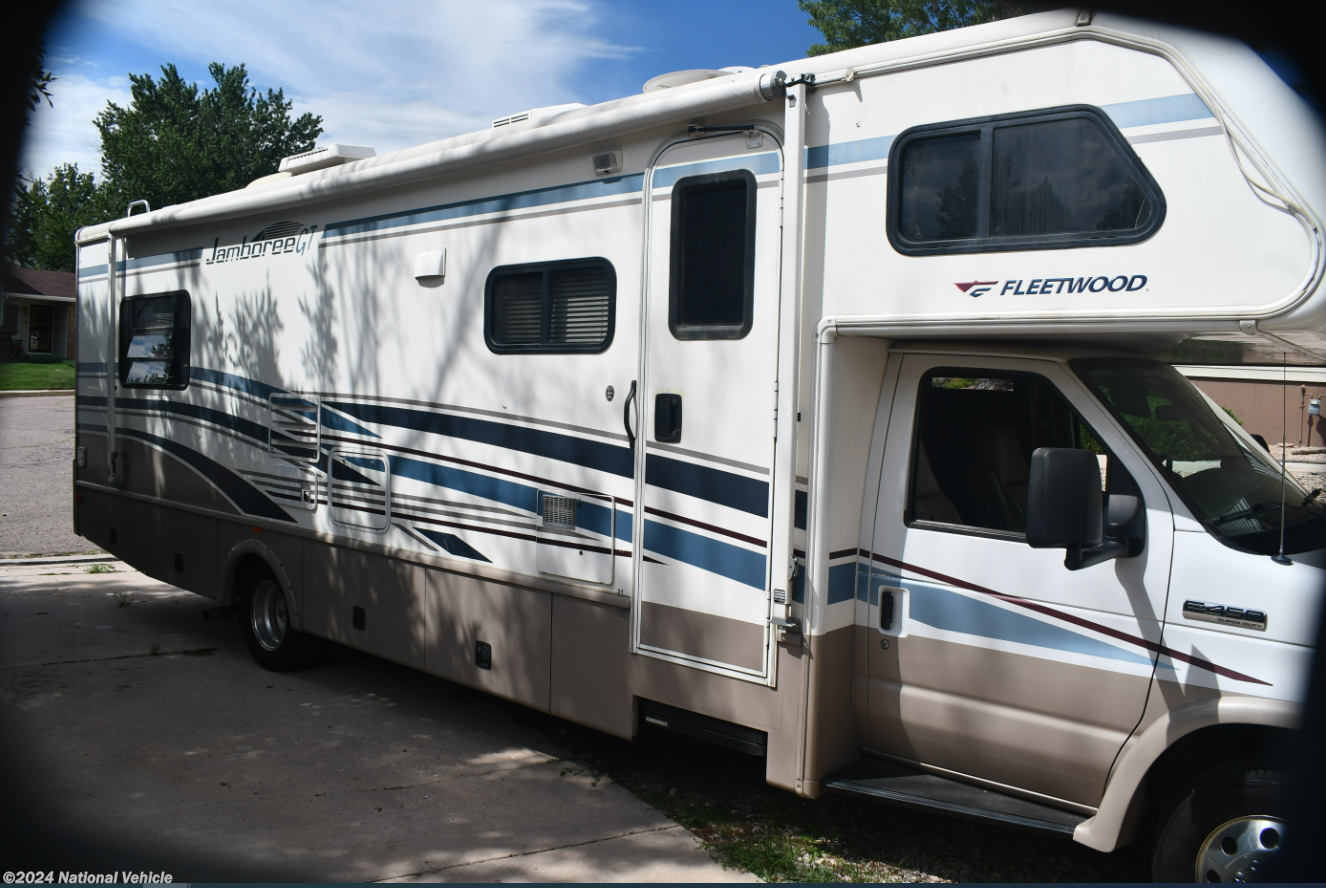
1064 538 1132 571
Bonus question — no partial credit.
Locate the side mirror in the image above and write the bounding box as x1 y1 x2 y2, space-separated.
1026 448 1103 549
1027 448 1131 571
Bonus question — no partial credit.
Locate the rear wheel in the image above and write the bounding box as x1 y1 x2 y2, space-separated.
1151 761 1285 882
239 564 308 671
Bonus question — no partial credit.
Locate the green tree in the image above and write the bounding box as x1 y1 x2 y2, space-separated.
7 164 111 271
7 62 322 271
799 0 1031 55
94 62 323 213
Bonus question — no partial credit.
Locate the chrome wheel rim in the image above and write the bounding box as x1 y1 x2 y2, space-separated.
1196 815 1284 882
250 579 287 652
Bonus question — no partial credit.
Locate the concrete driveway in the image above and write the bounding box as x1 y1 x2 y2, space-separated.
0 393 99 557
0 557 756 882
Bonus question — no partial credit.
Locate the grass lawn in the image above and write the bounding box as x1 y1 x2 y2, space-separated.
516 708 1153 882
0 356 76 391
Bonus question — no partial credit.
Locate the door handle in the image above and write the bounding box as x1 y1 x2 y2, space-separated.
654 393 682 443
623 380 637 451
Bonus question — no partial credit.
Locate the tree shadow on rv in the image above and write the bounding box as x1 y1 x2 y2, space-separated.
518 708 1152 883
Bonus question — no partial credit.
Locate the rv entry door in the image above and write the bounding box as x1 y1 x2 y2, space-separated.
632 130 783 680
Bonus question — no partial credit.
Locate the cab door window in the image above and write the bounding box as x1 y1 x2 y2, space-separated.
908 370 1115 535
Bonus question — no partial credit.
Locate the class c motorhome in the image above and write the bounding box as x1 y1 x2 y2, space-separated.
71 10 1325 881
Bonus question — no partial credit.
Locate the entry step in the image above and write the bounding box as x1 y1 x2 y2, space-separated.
822 758 1087 836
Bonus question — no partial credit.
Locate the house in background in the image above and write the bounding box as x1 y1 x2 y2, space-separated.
1179 365 1326 449
1 265 77 359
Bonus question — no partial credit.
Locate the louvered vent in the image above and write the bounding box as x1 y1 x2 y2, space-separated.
550 266 610 343
493 271 544 344
541 493 579 528
487 260 613 351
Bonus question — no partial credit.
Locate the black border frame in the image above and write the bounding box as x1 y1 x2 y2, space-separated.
118 290 191 391
484 257 616 355
668 169 758 341
886 104 1167 256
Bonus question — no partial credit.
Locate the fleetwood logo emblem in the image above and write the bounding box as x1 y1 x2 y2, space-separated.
955 276 1148 297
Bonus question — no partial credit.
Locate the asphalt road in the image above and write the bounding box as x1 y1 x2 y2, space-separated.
0 394 100 557
0 558 754 882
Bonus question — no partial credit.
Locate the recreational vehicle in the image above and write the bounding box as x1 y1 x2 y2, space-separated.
71 10 1325 881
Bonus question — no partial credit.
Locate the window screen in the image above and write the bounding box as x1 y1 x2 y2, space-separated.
485 259 615 353
889 106 1164 255
669 170 756 340
119 291 190 389
909 370 1114 535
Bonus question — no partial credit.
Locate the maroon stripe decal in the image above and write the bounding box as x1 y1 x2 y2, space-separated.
319 432 634 506
867 550 1270 687
644 506 767 548
323 499 637 560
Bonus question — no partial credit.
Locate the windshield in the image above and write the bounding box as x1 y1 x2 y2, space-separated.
1071 357 1326 557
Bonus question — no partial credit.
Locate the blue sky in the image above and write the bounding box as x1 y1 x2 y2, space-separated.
23 0 824 179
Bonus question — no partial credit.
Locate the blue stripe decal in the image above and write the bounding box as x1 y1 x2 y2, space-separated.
1100 93 1214 129
392 455 634 543
81 395 271 444
319 405 380 439
77 362 108 373
114 426 294 523
805 135 895 170
325 174 646 238
332 401 634 478
859 567 1153 667
645 453 768 517
392 455 538 512
643 519 766 589
268 94 1210 248
78 248 204 279
574 499 613 538
652 152 781 190
190 367 287 400
794 490 807 530
417 529 491 562
827 562 858 605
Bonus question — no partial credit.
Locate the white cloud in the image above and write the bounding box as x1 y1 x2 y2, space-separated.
61 0 636 161
20 73 131 181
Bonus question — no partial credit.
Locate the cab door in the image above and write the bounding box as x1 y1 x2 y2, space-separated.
860 353 1173 807
631 130 784 679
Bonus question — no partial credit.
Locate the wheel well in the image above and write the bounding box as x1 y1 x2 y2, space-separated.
1142 722 1295 814
228 553 277 605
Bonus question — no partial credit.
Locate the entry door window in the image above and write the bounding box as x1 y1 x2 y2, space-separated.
668 170 757 340
909 370 1112 535
28 305 53 353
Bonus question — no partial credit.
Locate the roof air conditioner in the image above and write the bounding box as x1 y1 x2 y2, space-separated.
278 144 376 174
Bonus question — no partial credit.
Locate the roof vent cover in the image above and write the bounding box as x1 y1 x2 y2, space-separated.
492 112 531 128
278 144 376 174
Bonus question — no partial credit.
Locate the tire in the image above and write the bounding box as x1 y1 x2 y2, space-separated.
238 563 309 671
1151 760 1286 882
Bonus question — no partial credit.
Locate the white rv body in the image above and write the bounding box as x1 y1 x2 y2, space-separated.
72 10 1325 863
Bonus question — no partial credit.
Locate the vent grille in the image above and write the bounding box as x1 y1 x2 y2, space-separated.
492 112 530 128
541 494 578 528
550 267 610 343
592 151 621 175
254 220 303 240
